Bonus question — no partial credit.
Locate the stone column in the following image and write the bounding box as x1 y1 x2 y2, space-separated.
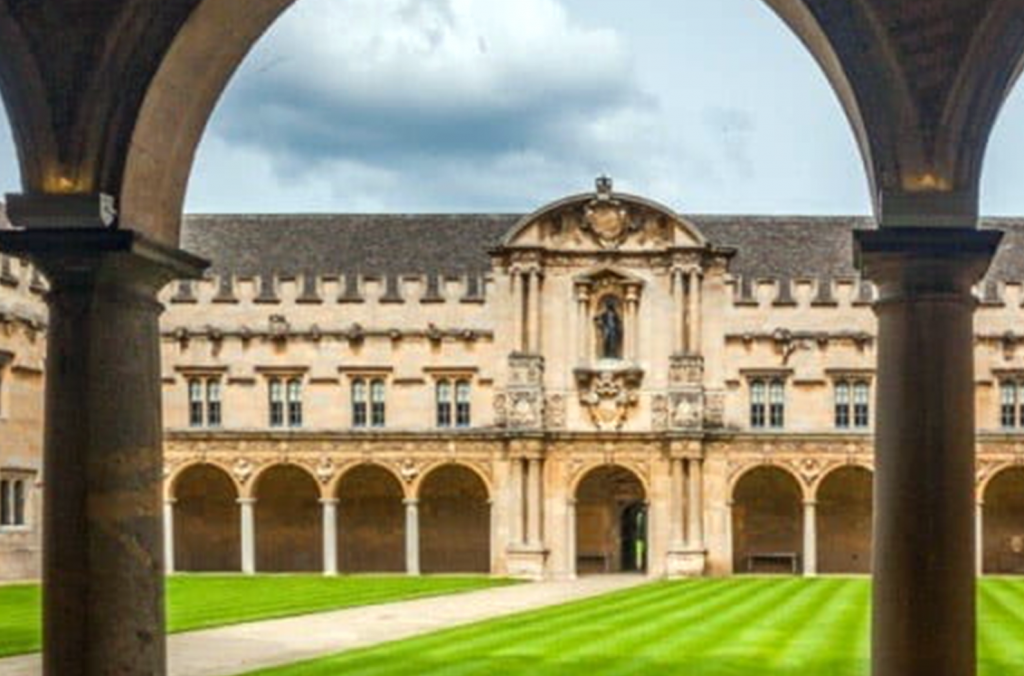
624 286 640 362
405 499 421 575
511 268 524 352
566 499 577 579
321 498 339 576
528 268 543 354
725 501 735 574
0 229 206 676
686 459 704 548
688 269 703 355
670 459 685 549
577 285 592 364
526 458 544 547
509 458 525 546
856 228 1000 676
164 499 176 575
977 501 985 577
239 498 257 575
673 269 686 354
803 501 817 576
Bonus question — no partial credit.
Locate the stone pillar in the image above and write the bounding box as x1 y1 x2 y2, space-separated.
803 501 817 576
528 268 543 354
509 458 525 546
977 501 985 577
688 269 703 355
0 229 206 676
686 459 704 548
526 458 544 547
405 499 421 575
239 498 257 575
725 501 735 574
673 269 686 354
164 499 176 575
577 285 592 364
566 499 577 579
670 459 685 549
511 268 524 352
856 228 1001 676
321 498 339 576
624 286 640 362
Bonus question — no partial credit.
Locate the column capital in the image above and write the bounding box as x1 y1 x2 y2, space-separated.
854 228 1001 298
403 498 420 507
319 498 340 506
164 498 177 506
237 497 257 505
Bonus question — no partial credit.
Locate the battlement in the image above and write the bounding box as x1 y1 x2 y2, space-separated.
164 271 492 307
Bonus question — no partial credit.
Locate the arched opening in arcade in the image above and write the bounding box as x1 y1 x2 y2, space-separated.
575 465 648 575
254 465 322 573
171 464 240 572
983 467 1024 574
336 464 406 573
732 466 803 574
816 466 873 574
418 464 490 574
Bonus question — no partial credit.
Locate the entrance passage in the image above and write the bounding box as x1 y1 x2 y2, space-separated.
173 465 240 572
419 465 490 573
255 466 322 572
733 466 803 574
817 467 873 574
575 465 647 575
984 468 1024 574
337 465 405 573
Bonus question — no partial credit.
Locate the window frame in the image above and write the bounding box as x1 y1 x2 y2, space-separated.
351 378 368 428
0 472 32 529
436 379 454 428
455 379 472 428
370 379 386 428
268 377 285 428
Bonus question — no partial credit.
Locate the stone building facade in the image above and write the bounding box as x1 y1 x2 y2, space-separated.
5 180 1024 580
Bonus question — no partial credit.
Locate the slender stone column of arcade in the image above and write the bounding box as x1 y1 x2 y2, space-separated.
856 228 1000 676
802 501 817 577
976 500 985 577
239 498 257 575
164 499 176 574
526 458 544 548
405 498 421 575
321 498 339 576
685 458 704 549
565 499 577 579
0 228 206 676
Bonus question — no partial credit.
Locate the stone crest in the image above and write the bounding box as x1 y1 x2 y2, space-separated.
576 364 643 431
582 177 639 249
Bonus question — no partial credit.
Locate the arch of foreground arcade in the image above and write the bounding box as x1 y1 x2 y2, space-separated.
4 2 1024 676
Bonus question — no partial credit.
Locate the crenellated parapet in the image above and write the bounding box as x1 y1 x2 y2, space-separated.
728 275 876 309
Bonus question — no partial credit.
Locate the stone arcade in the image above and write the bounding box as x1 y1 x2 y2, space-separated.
7 180 1024 585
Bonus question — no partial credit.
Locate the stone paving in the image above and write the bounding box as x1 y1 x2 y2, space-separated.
0 575 649 676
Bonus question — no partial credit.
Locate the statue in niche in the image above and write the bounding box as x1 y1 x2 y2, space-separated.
595 296 624 360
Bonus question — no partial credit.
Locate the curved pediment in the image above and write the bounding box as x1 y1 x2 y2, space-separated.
502 178 706 252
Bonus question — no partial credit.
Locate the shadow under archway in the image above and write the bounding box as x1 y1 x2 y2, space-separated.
337 465 405 573
255 465 322 573
575 465 647 575
173 464 241 572
419 465 490 574
732 466 803 574
817 466 872 574
984 467 1024 574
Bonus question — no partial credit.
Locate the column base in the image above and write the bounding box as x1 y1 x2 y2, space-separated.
666 548 707 578
506 545 548 579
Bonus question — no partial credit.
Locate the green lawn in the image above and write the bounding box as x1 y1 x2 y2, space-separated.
248 578 1024 676
0 575 515 659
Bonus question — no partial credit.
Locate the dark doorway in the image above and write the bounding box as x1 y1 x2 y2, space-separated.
575 465 647 575
620 502 648 573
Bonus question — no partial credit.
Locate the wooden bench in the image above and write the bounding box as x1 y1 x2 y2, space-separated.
746 552 800 574
577 552 611 574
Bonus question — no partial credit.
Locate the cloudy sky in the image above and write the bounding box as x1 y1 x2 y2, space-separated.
3 0 1024 216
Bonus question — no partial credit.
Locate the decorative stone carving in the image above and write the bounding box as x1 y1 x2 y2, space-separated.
268 315 290 343
508 391 543 429
652 395 670 431
670 354 704 386
575 364 643 431
670 391 703 430
232 458 255 485
508 354 544 387
315 457 335 484
704 390 726 429
504 354 545 430
399 459 420 483
544 394 566 430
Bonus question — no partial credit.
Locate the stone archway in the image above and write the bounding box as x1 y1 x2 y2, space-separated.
254 465 322 573
816 466 873 574
172 465 240 572
418 465 490 574
574 465 647 575
732 466 804 574
983 467 1024 574
336 465 406 573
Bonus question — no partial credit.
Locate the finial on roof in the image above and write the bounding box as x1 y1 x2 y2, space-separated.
596 175 613 197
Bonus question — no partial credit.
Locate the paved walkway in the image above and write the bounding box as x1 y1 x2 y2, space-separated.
0 575 649 676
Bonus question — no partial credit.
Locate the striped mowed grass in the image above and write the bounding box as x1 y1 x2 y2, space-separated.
250 578 1024 676
0 575 515 659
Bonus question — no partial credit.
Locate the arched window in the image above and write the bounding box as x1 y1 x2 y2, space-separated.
287 378 303 427
352 379 368 428
750 379 767 428
455 380 472 428
0 476 28 527
370 379 386 428
268 378 285 428
437 380 453 428
768 379 786 429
